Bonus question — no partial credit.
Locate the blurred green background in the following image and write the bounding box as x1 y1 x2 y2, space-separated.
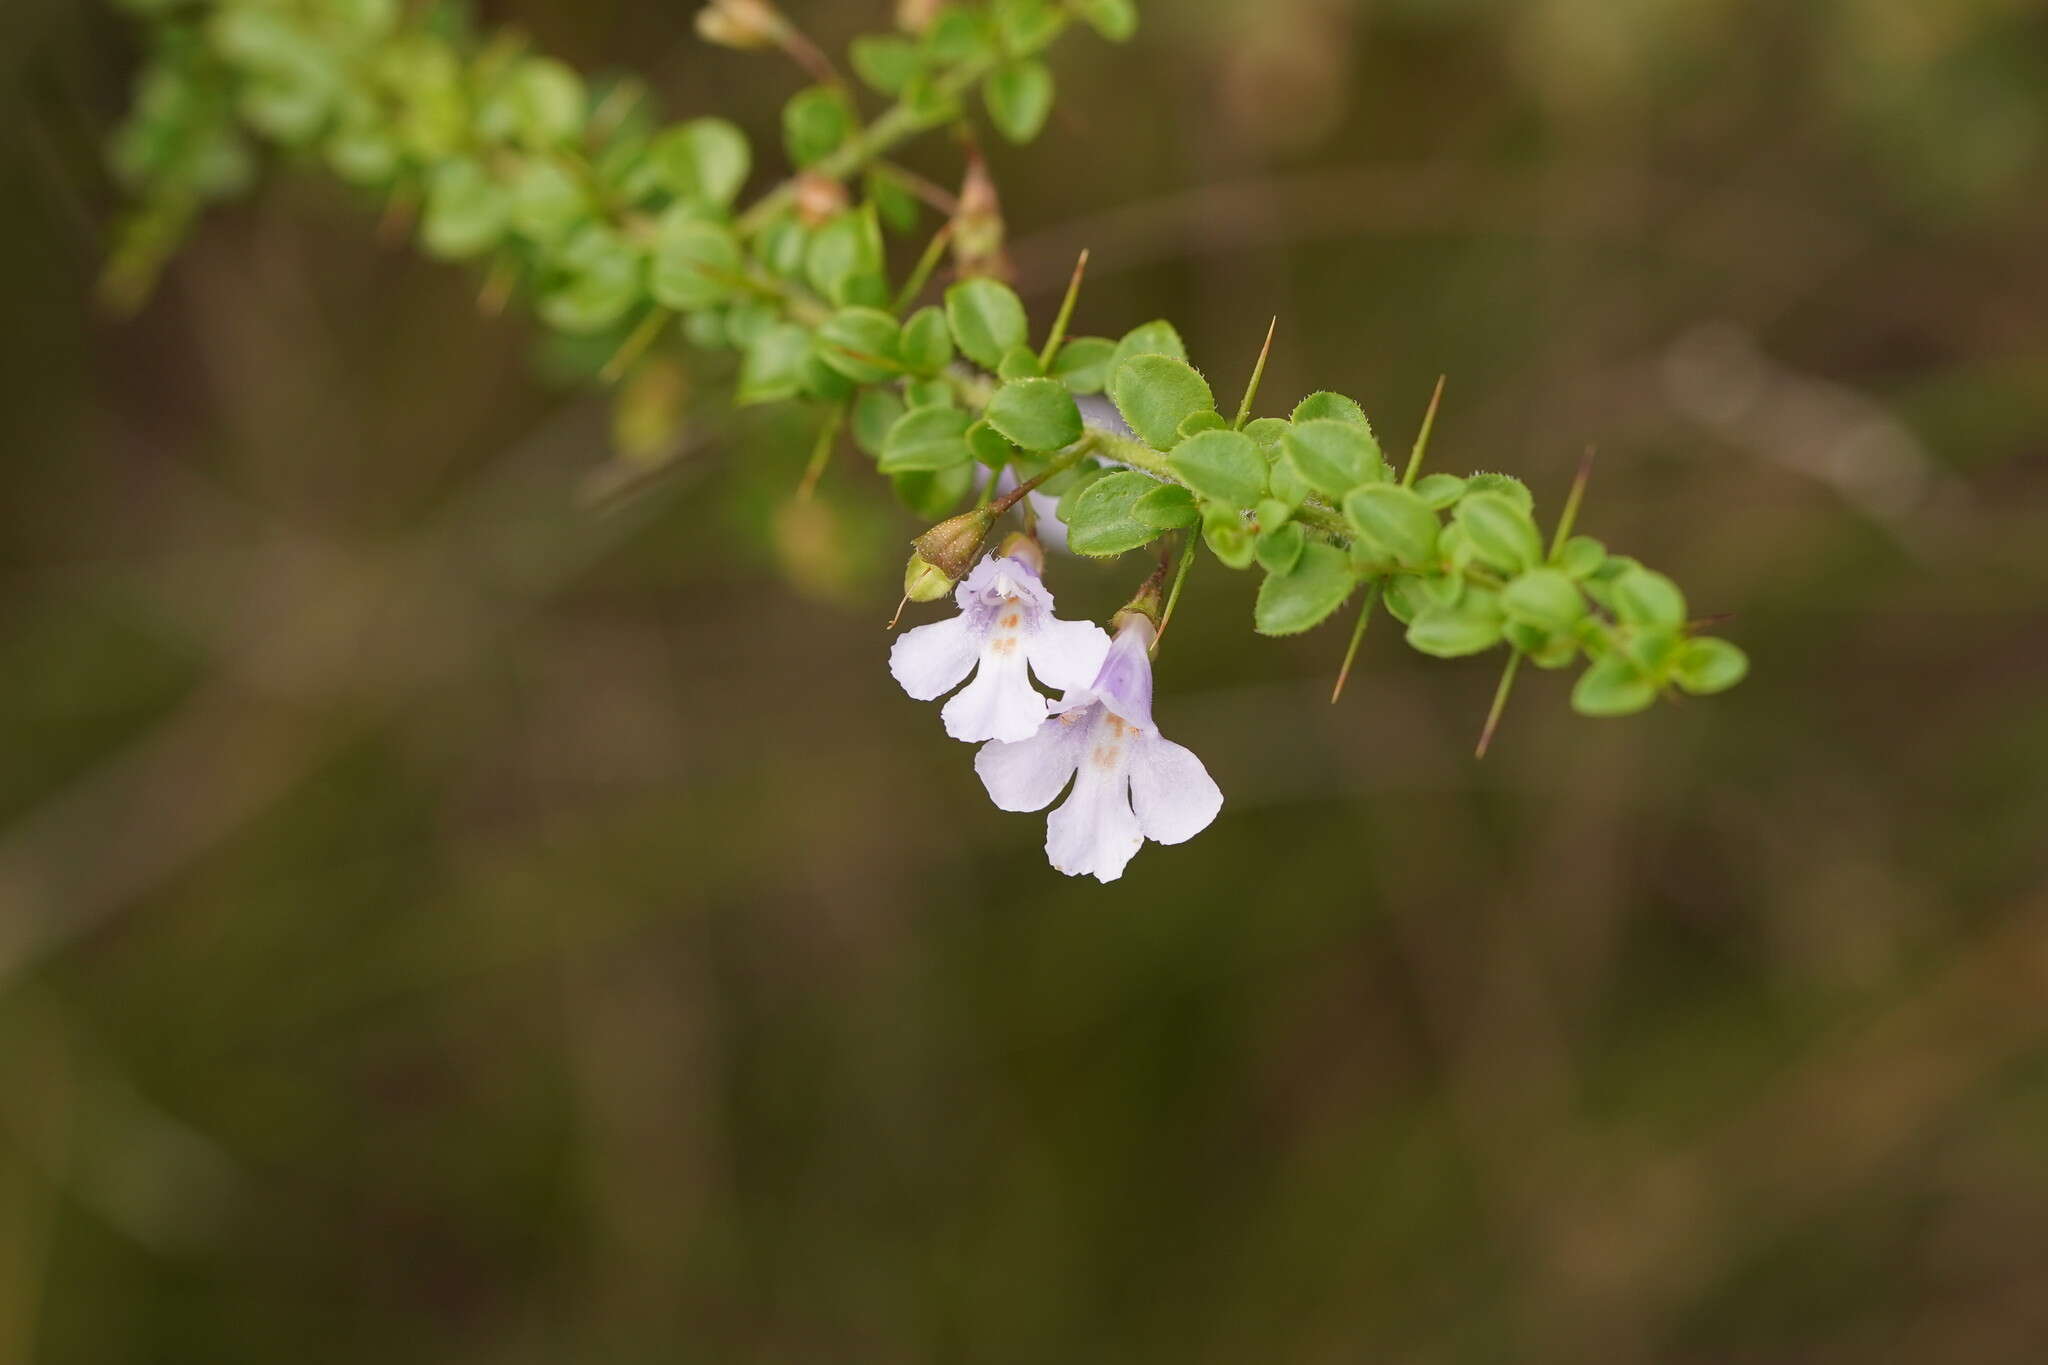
6 0 2048 1360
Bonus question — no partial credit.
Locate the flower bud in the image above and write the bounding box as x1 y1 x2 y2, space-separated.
794 171 850 227
695 0 783 50
903 506 996 600
896 0 944 35
950 153 1011 281
1112 563 1167 633
996 531 1045 577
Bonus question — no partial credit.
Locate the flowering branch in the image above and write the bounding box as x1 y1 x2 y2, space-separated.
104 0 1745 879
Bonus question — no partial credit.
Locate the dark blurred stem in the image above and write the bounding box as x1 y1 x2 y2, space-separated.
990 435 1098 517
1153 533 1198 656
1551 446 1596 553
1474 651 1523 759
894 223 955 313
1037 249 1091 369
796 403 846 501
601 309 673 385
1402 375 1446 487
1234 317 1277 429
770 21 846 92
878 162 961 216
1329 583 1382 704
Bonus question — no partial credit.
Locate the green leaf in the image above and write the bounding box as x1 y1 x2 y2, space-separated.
536 224 640 333
1412 472 1467 510
1243 417 1290 450
1071 0 1138 42
983 60 1054 143
904 377 954 410
996 344 1044 381
1673 638 1749 695
508 157 591 245
1500 568 1585 632
985 377 1083 452
752 214 808 278
420 158 509 259
1177 410 1228 440
1283 419 1386 499
1381 576 1422 625
782 85 855 168
1134 483 1199 530
1168 429 1266 508
1462 472 1533 514
899 306 955 374
814 307 902 383
1202 505 1256 569
866 166 919 231
893 463 975 519
735 322 811 405
1572 654 1658 717
1619 626 1682 677
994 0 1066 53
1067 470 1166 556
649 210 741 310
923 7 994 64
1610 566 1688 629
804 208 884 306
1108 320 1187 382
1255 543 1356 636
945 278 1029 370
1555 534 1607 579
477 56 585 150
850 34 922 96
1342 483 1440 566
1055 466 1107 522
1111 354 1215 449
1255 521 1306 576
1050 337 1115 393
1407 592 1506 658
1290 391 1372 429
644 118 751 207
852 387 904 458
1454 492 1544 572
967 418 1015 465
1269 454 1311 509
896 73 962 127
802 352 855 403
879 405 975 473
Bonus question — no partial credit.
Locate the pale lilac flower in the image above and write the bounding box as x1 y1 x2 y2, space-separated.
974 615 1223 883
890 553 1111 744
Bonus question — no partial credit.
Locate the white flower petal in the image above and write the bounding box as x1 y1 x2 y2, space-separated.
1129 734 1223 846
941 648 1046 743
975 713 1086 812
889 616 978 701
1045 757 1144 883
1026 617 1112 694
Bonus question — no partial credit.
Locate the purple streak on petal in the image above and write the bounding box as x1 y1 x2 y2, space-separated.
1088 618 1156 732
